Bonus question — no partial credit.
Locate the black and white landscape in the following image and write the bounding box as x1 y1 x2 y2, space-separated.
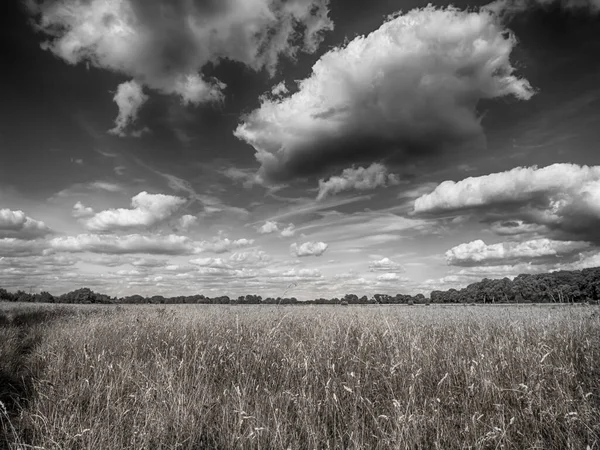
1 1 599 449
2 0 600 299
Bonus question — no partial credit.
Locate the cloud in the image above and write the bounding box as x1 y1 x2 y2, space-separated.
271 82 288 97
220 167 263 189
316 163 400 200
0 254 78 269
488 220 547 236
108 80 149 137
196 237 255 254
257 220 296 237
130 257 168 268
414 163 600 242
144 168 250 219
485 0 600 16
178 214 197 230
85 254 129 267
51 181 124 201
30 0 333 107
258 220 280 234
290 241 328 257
49 233 194 255
446 238 590 266
83 191 186 232
0 239 48 257
190 249 272 270
88 181 123 192
280 224 296 237
275 268 322 279
376 273 403 282
0 209 53 240
235 5 533 182
369 257 404 272
72 202 95 218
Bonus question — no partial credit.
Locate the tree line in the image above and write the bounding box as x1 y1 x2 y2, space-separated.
2 266 600 305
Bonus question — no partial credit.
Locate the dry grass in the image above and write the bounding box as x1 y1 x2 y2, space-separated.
1 304 599 449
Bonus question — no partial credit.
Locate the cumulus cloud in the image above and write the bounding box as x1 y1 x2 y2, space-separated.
280 224 296 237
49 233 194 255
235 5 533 182
290 241 328 257
376 273 403 282
258 220 280 234
190 250 271 270
29 0 333 116
446 238 590 266
108 80 149 137
0 209 53 240
228 250 271 266
257 220 296 237
83 191 186 232
414 164 600 242
369 257 404 272
72 202 94 218
197 237 255 254
316 163 400 201
178 214 198 230
0 238 49 257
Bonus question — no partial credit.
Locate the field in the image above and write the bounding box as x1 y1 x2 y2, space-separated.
1 303 599 449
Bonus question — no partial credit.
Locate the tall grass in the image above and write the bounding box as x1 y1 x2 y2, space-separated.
2 304 599 449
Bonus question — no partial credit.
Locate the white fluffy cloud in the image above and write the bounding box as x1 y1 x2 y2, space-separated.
49 233 193 255
72 202 95 218
414 164 600 242
257 220 296 237
258 221 280 234
280 224 296 237
369 257 404 272
290 241 328 257
108 80 149 137
178 214 198 230
83 191 186 232
235 5 533 182
30 0 333 113
317 163 399 201
197 237 255 254
376 273 403 282
0 209 53 240
446 238 590 266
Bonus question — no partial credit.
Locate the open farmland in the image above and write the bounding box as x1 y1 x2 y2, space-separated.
1 303 599 450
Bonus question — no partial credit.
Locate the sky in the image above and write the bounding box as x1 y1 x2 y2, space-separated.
1 0 600 300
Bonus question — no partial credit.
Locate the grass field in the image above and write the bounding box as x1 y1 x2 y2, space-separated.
1 303 599 449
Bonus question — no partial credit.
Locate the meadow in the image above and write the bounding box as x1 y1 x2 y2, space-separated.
1 303 599 449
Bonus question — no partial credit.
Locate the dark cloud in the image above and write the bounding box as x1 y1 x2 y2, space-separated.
235 5 534 182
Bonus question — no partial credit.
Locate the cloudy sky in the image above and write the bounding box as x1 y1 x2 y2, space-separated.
2 0 600 300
